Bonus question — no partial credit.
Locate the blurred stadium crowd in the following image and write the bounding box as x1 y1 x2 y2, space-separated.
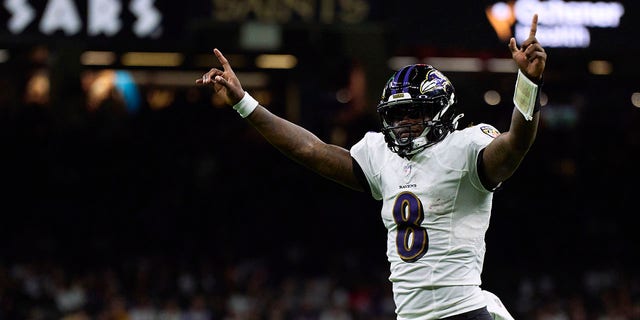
1 253 638 320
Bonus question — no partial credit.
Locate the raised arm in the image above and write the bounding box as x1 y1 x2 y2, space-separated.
196 49 364 191
482 14 547 187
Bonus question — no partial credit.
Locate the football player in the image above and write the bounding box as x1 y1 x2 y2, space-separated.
197 14 546 320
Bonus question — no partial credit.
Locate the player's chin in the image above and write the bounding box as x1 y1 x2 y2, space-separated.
396 127 421 139
394 129 411 139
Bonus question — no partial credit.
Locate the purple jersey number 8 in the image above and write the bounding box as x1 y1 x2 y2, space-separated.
392 192 428 262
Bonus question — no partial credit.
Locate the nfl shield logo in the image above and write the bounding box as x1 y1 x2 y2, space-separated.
403 163 412 176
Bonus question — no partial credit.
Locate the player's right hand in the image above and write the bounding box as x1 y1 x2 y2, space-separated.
195 48 245 106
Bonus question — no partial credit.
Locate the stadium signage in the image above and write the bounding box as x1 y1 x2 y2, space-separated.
211 0 370 24
3 0 162 37
488 0 625 48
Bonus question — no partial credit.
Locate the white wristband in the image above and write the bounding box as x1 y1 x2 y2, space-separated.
232 91 259 118
513 70 539 121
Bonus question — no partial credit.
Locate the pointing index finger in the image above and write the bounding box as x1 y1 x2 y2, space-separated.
214 48 232 72
529 14 539 38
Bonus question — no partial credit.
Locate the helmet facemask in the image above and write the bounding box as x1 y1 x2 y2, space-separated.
378 96 459 158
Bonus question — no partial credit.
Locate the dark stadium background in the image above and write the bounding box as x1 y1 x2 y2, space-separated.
1 1 638 319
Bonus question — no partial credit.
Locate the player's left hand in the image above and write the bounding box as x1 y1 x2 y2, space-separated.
509 14 546 81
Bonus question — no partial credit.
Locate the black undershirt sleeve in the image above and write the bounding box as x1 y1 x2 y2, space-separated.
351 157 371 195
477 148 501 192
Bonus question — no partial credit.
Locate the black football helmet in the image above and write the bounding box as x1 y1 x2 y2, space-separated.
377 64 463 158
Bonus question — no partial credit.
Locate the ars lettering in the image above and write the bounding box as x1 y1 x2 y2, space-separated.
4 0 162 37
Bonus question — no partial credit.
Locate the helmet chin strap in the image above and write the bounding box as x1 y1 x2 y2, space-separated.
397 129 430 158
411 136 428 149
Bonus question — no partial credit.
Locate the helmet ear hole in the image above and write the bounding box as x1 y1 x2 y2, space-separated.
377 64 458 157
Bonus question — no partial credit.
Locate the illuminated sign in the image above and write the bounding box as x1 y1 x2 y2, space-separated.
487 0 625 48
3 0 162 37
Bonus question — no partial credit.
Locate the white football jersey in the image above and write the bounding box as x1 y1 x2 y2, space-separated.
350 123 499 288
